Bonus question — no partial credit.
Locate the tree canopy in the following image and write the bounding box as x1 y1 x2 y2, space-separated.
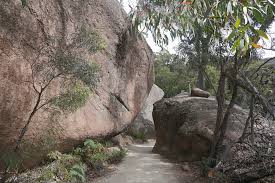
131 0 275 55
130 0 275 160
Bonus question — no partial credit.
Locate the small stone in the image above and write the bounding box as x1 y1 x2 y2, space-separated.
181 164 191 172
191 88 210 98
107 146 120 152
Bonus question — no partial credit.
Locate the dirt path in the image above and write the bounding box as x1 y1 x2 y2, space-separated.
92 141 204 183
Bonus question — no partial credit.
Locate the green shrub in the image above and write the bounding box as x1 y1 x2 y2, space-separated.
73 147 85 157
52 53 100 88
69 163 87 183
48 151 81 166
107 149 127 164
52 84 90 112
200 157 217 176
38 169 55 182
84 139 104 152
88 152 109 169
199 158 229 182
79 139 127 169
0 151 22 172
27 139 127 182
130 131 147 142
80 139 107 169
43 151 86 183
101 140 113 148
73 26 106 53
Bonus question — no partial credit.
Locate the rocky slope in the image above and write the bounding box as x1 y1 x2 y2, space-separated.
0 0 154 169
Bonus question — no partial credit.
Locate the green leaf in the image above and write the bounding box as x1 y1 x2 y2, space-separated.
252 8 264 23
243 6 248 15
243 14 248 24
232 0 238 6
244 39 249 52
235 18 241 28
227 1 233 15
267 0 275 6
227 31 236 40
232 38 241 52
245 32 250 45
256 29 269 40
267 5 275 17
240 39 245 49
21 0 27 7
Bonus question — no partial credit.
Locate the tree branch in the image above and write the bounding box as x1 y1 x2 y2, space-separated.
22 80 40 94
239 95 255 142
230 73 275 120
262 47 275 51
41 73 62 92
36 99 53 111
250 57 275 78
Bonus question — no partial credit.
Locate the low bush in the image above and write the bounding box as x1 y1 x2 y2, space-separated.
88 152 109 169
69 163 87 183
77 139 126 169
200 158 229 182
14 139 127 183
130 131 147 142
107 149 127 164
35 151 86 183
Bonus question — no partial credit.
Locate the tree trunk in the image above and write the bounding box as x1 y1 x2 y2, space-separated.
239 95 255 142
210 54 241 158
216 83 238 150
14 91 42 152
196 68 205 90
210 70 226 158
250 101 255 145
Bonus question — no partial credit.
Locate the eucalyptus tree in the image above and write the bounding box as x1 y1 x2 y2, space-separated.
177 25 216 90
130 0 275 158
154 51 197 97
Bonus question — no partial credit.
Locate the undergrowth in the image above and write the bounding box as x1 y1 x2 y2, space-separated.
200 158 229 182
9 139 127 183
129 131 147 142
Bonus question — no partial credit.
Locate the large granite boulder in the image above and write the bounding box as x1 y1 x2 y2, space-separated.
127 85 164 139
153 94 275 181
152 95 248 161
0 0 154 169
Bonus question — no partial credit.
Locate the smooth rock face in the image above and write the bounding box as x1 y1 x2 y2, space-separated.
127 85 164 139
0 0 154 168
191 88 210 98
152 95 247 161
